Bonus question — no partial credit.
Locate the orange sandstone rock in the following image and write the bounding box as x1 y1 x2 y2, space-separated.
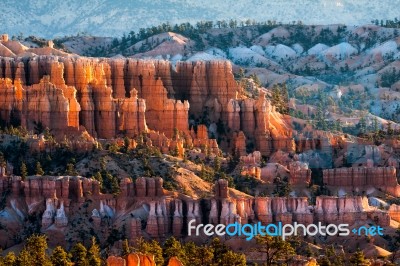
167 257 184 266
107 256 126 266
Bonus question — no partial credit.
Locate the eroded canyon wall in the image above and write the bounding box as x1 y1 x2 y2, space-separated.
0 175 395 249
0 54 300 155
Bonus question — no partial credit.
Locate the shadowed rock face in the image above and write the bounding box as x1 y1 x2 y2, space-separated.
0 175 394 249
323 166 400 196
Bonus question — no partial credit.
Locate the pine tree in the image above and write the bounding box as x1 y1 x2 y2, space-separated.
183 242 202 266
87 237 101 266
2 252 17 265
387 121 394 135
70 243 88 266
210 237 229 265
220 250 246 266
93 172 103 189
19 235 52 266
148 240 164 266
318 256 332 266
16 249 31 266
134 238 164 266
254 235 296 266
196 246 214 266
123 136 131 153
358 117 367 134
122 239 131 257
163 237 187 265
20 162 28 180
65 163 77 176
35 162 44 176
349 250 370 266
110 176 121 195
184 241 214 266
214 156 221 172
372 117 379 133
50 246 71 266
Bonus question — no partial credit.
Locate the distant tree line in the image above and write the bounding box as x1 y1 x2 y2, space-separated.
372 18 400 28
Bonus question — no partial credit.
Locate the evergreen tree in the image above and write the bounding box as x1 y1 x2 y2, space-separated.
20 162 28 180
335 119 342 132
163 237 187 265
148 240 164 266
254 235 296 266
2 252 17 265
318 256 332 266
65 163 77 176
349 250 370 266
87 237 101 266
220 250 246 266
210 237 229 265
357 117 367 134
35 162 44 176
110 175 121 195
93 172 103 189
196 246 214 266
387 121 394 135
271 83 289 114
50 246 71 266
19 235 52 266
183 242 203 266
170 146 180 157
122 239 131 257
134 238 164 266
16 249 31 266
123 136 131 153
273 176 291 197
214 156 221 172
70 243 88 266
372 117 379 133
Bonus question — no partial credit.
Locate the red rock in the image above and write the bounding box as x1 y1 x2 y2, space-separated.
186 199 201 225
255 197 273 224
25 76 71 133
137 254 156 266
233 131 247 156
323 167 400 196
388 204 400 222
172 200 183 237
288 162 311 185
109 59 126 99
1 34 9 42
15 61 26 84
118 89 148 136
167 257 184 266
54 201 68 227
107 256 126 266
125 254 140 266
220 199 240 224
146 201 160 237
209 199 219 224
135 177 147 197
314 196 390 225
214 179 229 198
